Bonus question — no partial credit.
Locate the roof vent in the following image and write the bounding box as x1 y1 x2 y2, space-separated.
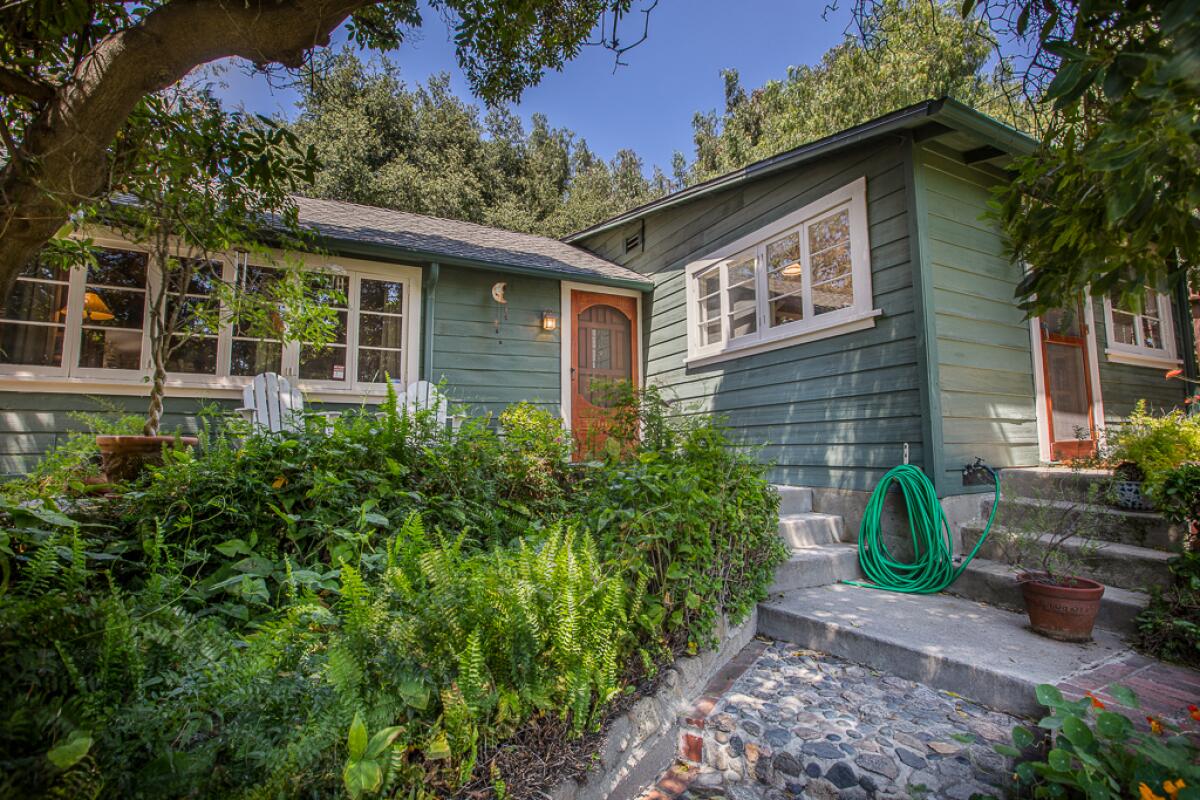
624 222 644 255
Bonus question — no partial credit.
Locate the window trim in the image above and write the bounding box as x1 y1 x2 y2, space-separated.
683 177 877 366
1101 288 1179 369
0 229 422 400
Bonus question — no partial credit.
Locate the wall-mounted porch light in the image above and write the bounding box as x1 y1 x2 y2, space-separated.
541 311 559 331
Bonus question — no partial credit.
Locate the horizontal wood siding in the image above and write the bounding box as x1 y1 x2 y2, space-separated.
577 140 923 490
1094 306 1187 423
0 392 388 477
429 266 561 417
0 266 565 475
919 142 1039 491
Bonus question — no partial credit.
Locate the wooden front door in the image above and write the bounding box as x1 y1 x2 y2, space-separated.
1040 306 1097 461
570 290 638 459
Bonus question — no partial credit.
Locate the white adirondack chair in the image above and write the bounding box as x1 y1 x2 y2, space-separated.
381 380 465 433
237 372 339 433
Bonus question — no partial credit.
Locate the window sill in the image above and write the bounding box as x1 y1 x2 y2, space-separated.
686 309 882 368
0 373 393 404
1104 348 1181 370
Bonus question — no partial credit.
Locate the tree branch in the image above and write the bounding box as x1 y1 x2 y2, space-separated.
0 0 374 298
0 67 54 104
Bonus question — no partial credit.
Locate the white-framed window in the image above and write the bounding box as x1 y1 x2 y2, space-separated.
0 237 422 397
684 177 878 365
1101 287 1178 368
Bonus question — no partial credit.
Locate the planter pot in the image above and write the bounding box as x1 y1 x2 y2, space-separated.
95 435 198 484
1019 573 1105 642
1113 480 1154 511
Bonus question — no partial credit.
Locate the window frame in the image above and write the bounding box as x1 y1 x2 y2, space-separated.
683 177 878 366
1101 287 1179 368
0 230 422 399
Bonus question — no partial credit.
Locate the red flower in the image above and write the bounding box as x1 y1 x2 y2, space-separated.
1086 691 1106 710
1189 704 1200 722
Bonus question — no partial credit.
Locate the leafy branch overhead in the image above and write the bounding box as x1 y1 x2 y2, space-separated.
957 0 1200 315
0 0 657 301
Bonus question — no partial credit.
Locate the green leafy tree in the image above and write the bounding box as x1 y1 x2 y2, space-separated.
952 0 1199 315
681 0 1027 183
292 51 668 236
0 0 657 299
76 88 338 436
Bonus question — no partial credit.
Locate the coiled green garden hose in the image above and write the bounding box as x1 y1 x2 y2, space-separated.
846 463 1000 594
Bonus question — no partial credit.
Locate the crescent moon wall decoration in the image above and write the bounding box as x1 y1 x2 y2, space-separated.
491 282 507 304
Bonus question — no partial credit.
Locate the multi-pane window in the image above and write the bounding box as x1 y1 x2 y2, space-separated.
0 243 419 393
1103 288 1176 364
356 278 406 383
0 260 70 368
685 178 874 362
76 249 147 372
695 266 722 347
230 263 284 377
300 274 349 383
164 258 222 375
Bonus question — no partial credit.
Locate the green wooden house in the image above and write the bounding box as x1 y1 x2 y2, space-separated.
0 98 1190 507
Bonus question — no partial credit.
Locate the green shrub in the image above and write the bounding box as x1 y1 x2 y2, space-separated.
0 389 784 798
1000 683 1199 799
121 400 575 621
1107 401 1200 499
572 386 786 658
1136 550 1200 668
0 505 628 799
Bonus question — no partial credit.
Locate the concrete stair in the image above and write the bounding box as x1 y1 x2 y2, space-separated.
983 495 1186 552
767 486 862 594
946 556 1149 638
757 480 1155 718
1000 466 1113 503
961 523 1173 592
757 583 1127 717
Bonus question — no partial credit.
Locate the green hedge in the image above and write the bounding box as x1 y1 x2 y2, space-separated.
0 387 784 798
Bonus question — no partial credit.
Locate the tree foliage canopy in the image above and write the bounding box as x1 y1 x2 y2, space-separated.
958 0 1200 315
679 0 1028 184
291 52 670 238
0 0 649 297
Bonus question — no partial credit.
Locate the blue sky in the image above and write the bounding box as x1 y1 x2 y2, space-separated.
210 0 855 171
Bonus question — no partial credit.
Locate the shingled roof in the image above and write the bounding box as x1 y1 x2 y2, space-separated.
293 196 651 289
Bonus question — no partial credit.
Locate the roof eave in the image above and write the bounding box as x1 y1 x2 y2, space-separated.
564 98 1039 244
562 99 947 243
316 233 653 290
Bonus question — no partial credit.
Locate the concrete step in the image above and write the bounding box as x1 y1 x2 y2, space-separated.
945 556 1149 639
768 543 862 594
775 485 813 514
961 523 1173 592
1000 466 1112 504
984 496 1184 553
758 583 1128 717
777 512 843 548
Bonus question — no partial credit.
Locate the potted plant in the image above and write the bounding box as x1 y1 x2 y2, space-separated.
63 88 338 483
996 484 1107 641
1104 399 1200 510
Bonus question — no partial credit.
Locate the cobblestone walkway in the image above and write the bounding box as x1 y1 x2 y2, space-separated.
641 641 1022 800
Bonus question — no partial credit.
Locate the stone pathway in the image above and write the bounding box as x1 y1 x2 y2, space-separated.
641 641 1022 800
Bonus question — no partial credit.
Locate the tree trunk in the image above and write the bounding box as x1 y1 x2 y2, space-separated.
144 347 168 438
0 0 371 298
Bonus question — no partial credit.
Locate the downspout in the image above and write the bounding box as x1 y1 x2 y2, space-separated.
422 262 439 382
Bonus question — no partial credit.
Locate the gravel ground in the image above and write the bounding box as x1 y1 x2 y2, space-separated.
641 641 1023 800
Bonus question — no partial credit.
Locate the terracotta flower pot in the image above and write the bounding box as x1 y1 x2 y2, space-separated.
1019 573 1105 642
95 435 198 484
